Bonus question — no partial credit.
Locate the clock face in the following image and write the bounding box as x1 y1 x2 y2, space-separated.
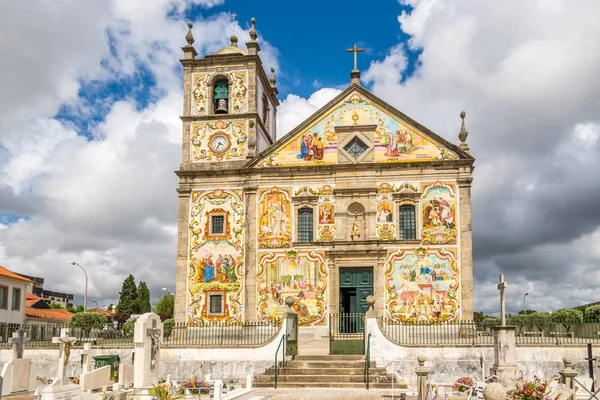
210 134 230 154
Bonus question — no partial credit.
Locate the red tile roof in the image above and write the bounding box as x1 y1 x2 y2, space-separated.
25 293 49 308
25 307 73 322
88 308 115 317
0 266 33 283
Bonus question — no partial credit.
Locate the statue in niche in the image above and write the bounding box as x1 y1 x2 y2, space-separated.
350 213 360 241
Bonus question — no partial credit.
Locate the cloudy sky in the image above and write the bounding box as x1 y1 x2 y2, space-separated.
1 0 598 316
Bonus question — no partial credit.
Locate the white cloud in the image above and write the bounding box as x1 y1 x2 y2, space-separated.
276 88 342 138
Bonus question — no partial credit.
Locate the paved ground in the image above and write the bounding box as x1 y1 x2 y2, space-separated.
236 388 409 399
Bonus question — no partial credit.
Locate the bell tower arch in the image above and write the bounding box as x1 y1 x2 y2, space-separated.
179 19 279 168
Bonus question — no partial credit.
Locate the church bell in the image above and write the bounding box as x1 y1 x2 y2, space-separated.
215 98 228 114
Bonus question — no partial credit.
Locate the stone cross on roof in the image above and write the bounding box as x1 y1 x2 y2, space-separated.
346 43 365 72
9 328 29 359
497 274 507 326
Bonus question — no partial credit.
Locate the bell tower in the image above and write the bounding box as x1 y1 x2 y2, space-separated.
179 19 279 169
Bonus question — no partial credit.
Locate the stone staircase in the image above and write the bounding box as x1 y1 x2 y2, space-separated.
253 354 406 389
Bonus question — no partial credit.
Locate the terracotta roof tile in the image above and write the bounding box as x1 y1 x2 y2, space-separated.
25 307 73 322
0 266 33 283
88 308 115 317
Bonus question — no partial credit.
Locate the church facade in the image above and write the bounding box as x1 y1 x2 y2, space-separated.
174 21 475 330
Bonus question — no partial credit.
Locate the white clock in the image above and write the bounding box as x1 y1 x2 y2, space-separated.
209 133 230 154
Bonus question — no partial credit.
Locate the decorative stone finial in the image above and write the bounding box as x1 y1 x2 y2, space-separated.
563 356 572 368
483 383 506 400
285 296 295 308
458 110 470 152
417 355 426 365
249 18 257 42
269 67 277 87
366 295 375 310
185 22 194 45
230 35 238 47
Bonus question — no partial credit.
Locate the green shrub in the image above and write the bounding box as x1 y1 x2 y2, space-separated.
483 317 500 331
122 317 137 337
527 312 551 332
163 318 175 337
66 312 107 337
584 305 600 322
550 308 583 332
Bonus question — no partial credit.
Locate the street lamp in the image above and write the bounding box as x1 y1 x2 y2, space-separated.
90 299 99 309
162 287 175 296
67 261 88 311
523 292 529 315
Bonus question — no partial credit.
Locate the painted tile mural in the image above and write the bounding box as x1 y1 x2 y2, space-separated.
256 250 328 326
257 90 456 167
385 247 460 323
294 184 336 241
187 189 245 323
190 119 247 162
191 71 248 115
376 183 396 240
258 187 292 249
421 181 457 245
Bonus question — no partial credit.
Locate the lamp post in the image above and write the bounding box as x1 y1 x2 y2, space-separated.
523 292 529 315
67 261 88 311
90 299 99 310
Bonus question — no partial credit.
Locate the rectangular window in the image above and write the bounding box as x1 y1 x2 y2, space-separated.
12 288 21 311
0 285 8 309
399 204 417 240
208 294 223 315
211 215 225 235
297 208 314 242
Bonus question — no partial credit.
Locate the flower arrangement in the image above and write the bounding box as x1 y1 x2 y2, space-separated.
180 377 213 395
149 383 182 400
452 376 474 392
508 377 551 400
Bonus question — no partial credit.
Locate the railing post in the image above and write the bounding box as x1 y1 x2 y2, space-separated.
416 355 429 400
559 356 578 400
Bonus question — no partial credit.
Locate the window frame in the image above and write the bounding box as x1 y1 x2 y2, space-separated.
12 287 21 311
207 292 224 316
0 285 8 310
209 213 226 236
297 207 314 243
209 75 232 115
398 202 418 241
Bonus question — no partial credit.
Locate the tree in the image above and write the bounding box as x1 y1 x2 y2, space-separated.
50 302 65 309
116 274 139 322
584 305 600 322
507 314 528 335
518 309 537 315
550 308 583 333
483 317 500 331
67 311 107 337
153 293 174 321
163 318 175 337
67 304 85 314
473 311 484 326
137 281 152 313
122 317 138 337
527 312 551 332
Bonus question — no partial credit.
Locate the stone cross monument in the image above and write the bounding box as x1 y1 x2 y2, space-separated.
133 313 163 388
497 274 507 326
9 328 29 359
52 328 77 384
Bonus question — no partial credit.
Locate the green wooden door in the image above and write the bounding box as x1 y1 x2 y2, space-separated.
339 267 373 315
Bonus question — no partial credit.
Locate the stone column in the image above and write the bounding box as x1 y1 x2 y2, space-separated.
415 355 429 400
133 313 163 388
244 185 258 322
174 187 191 323
490 325 519 385
458 176 473 320
559 357 578 400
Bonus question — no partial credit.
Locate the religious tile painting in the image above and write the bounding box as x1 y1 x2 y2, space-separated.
256 250 328 326
190 119 247 162
187 189 245 323
376 185 396 240
421 181 457 245
257 90 456 167
257 187 292 249
385 247 460 323
191 71 248 115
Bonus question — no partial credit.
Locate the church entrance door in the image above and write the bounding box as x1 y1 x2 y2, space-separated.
330 267 373 355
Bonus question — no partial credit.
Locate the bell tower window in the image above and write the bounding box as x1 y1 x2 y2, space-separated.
214 79 229 114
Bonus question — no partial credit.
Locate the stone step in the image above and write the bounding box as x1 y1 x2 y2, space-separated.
285 361 376 369
266 367 388 375
254 373 395 383
294 355 364 361
252 381 408 389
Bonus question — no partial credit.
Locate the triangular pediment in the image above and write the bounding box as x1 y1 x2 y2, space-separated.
247 85 472 168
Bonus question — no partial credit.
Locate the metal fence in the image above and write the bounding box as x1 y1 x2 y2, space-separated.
0 321 280 349
377 318 600 347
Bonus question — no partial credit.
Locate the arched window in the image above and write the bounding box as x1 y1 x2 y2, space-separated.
297 208 314 242
213 79 229 114
399 204 416 240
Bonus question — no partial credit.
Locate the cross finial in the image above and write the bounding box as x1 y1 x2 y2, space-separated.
497 274 507 326
346 43 365 72
231 12 237 36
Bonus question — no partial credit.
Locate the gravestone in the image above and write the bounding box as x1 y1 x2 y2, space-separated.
51 328 77 385
81 343 92 375
133 313 163 388
1 330 37 394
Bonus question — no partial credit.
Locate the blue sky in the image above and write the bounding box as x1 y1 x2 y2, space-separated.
1 0 600 314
